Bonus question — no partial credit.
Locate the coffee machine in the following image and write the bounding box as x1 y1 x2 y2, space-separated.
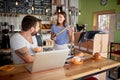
1 22 10 49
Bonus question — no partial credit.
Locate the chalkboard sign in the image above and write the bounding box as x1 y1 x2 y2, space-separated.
34 0 52 15
0 0 52 15
6 0 34 14
0 0 6 13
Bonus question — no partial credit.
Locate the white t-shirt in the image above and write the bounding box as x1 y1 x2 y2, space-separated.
10 33 38 64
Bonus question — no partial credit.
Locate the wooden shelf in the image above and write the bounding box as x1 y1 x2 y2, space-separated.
41 21 51 24
41 29 51 32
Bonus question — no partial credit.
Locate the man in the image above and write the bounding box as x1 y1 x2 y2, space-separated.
10 15 42 64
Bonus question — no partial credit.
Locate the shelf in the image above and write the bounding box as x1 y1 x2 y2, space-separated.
41 20 51 34
41 21 51 24
41 29 51 32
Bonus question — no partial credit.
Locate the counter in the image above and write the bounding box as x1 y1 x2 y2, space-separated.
0 54 120 80
0 48 12 66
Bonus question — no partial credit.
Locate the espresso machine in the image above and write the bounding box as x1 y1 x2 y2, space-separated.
1 22 10 49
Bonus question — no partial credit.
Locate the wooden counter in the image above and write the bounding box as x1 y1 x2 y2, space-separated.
0 54 120 80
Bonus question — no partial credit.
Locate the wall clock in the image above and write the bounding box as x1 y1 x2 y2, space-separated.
100 0 107 6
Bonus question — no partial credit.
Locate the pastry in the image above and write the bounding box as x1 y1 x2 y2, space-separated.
93 52 101 60
0 65 15 72
71 56 83 65
71 52 84 65
74 52 84 57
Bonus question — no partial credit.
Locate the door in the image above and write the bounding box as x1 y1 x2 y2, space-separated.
93 10 116 42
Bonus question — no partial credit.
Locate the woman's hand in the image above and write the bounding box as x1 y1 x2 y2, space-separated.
53 37 56 40
68 27 74 35
51 32 56 41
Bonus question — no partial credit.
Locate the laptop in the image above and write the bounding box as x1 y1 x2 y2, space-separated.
25 49 70 73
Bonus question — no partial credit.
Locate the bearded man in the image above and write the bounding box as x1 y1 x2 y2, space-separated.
10 15 42 64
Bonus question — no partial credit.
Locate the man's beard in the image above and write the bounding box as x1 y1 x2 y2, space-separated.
31 30 37 36
31 29 40 36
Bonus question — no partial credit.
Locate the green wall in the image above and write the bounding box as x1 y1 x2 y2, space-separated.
78 0 120 42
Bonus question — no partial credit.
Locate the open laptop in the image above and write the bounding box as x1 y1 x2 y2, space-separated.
25 49 70 73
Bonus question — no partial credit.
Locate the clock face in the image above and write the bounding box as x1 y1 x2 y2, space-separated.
100 0 107 6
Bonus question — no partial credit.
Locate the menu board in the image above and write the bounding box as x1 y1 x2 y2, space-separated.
0 0 52 15
0 0 6 13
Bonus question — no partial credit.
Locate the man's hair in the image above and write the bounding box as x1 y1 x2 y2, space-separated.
22 15 41 31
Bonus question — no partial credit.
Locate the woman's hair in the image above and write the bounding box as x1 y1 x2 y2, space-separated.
22 15 41 31
57 11 67 27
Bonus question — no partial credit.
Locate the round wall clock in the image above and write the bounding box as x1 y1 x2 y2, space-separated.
100 0 107 6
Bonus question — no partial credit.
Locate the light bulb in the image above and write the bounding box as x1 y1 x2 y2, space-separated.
69 11 71 15
58 9 61 12
32 6 34 10
78 10 81 15
16 1 18 5
46 9 48 13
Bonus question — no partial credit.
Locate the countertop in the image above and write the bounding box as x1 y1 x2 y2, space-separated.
0 54 120 80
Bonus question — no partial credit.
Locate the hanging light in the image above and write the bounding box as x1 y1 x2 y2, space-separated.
78 10 81 15
69 10 72 15
58 9 61 12
32 1 34 11
46 8 48 13
79 0 82 15
16 0 18 6
32 5 34 10
56 6 62 13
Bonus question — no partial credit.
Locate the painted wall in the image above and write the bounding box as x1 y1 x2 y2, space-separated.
78 0 120 42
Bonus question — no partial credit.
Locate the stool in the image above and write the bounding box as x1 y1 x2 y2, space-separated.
84 76 98 80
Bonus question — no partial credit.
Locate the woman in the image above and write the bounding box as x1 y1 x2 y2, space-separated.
51 11 74 50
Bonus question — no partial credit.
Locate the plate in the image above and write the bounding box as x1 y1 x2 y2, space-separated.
0 65 15 72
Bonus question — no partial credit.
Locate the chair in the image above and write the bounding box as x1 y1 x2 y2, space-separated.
84 76 98 80
74 32 81 53
74 31 99 53
109 42 120 79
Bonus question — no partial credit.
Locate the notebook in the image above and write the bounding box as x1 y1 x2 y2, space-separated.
25 49 70 73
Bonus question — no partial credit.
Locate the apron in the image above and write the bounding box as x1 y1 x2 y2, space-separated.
53 43 69 50
53 43 72 59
